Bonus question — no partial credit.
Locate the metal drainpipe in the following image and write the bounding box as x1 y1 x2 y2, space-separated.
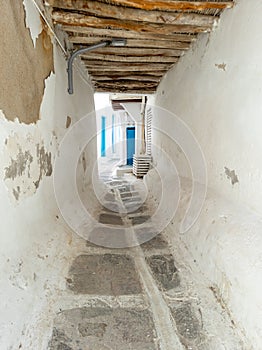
67 41 111 95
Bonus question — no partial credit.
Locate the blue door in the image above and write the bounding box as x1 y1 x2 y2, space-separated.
101 116 106 157
111 114 115 154
126 127 135 165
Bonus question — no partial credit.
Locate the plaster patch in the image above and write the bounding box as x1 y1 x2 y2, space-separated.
82 153 87 172
34 144 52 189
66 116 72 129
3 134 53 202
13 187 21 201
224 167 239 185
4 149 33 181
215 63 227 71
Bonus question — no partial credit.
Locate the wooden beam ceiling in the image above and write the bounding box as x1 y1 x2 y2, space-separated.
47 0 234 94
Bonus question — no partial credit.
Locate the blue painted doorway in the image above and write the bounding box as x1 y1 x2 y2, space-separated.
101 116 106 157
126 127 135 165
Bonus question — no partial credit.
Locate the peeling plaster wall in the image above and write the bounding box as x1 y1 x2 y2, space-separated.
0 3 96 349
147 0 262 348
0 1 54 124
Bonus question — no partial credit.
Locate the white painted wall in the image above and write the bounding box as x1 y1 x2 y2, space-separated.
146 0 262 348
0 5 96 349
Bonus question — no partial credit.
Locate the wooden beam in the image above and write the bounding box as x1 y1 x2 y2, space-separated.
95 87 156 94
82 53 179 63
88 70 166 76
90 75 162 82
94 0 234 11
61 26 197 42
84 62 173 71
87 67 170 72
77 47 183 56
52 12 212 34
69 36 192 50
94 81 158 89
94 83 158 93
48 0 218 26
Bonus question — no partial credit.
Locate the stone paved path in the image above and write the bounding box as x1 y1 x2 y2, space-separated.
48 165 246 350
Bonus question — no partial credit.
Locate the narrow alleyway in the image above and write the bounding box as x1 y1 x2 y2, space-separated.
1 1 262 349
48 161 244 350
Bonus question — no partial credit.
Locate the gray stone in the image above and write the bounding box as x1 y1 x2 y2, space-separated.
140 234 169 250
78 322 107 337
122 196 141 203
99 213 123 225
50 307 157 350
124 202 145 214
118 185 134 193
120 192 132 199
67 254 142 295
56 344 73 350
48 328 73 350
170 303 201 346
87 227 128 248
103 192 116 201
131 215 151 225
128 205 148 214
120 191 140 199
146 254 180 291
101 203 119 212
107 180 126 187
134 227 159 246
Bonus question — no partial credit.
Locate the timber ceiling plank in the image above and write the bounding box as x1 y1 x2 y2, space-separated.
52 12 213 34
82 54 179 64
79 47 184 56
69 36 192 50
91 75 162 82
92 0 234 11
84 63 173 72
48 0 218 26
61 26 197 42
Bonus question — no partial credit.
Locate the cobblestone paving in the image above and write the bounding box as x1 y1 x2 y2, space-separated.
48 166 245 350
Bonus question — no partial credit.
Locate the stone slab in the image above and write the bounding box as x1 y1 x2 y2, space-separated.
67 254 142 295
146 254 180 291
99 213 123 225
49 307 157 350
170 303 202 347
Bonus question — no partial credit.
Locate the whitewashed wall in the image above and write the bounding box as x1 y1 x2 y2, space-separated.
146 0 262 348
0 3 96 349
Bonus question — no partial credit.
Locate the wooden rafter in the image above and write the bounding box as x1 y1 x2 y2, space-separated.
48 0 218 26
69 36 192 50
95 88 156 94
62 26 197 42
90 75 162 82
52 12 212 34
88 71 166 76
94 81 158 88
79 47 184 56
94 0 234 11
84 62 172 70
82 53 179 63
